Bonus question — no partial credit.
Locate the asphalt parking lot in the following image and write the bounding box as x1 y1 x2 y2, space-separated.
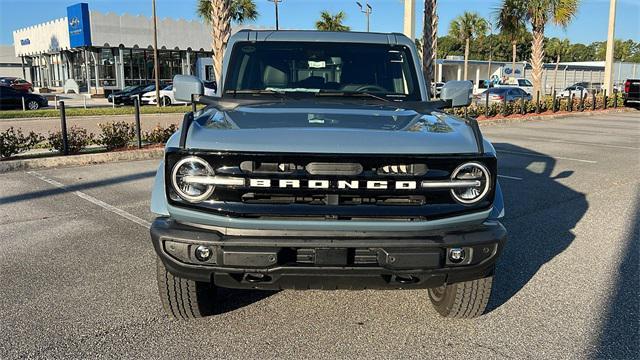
0 111 638 359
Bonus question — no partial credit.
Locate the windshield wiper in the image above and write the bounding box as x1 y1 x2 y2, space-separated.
225 89 288 96
315 91 391 102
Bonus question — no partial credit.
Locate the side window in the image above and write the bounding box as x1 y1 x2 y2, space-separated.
522 79 532 87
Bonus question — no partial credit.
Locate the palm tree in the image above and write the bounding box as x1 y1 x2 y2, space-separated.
197 0 258 84
546 37 570 92
422 0 438 92
449 12 488 80
315 11 350 31
497 0 579 96
495 5 528 76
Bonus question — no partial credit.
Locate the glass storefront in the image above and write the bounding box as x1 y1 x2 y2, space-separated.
25 46 212 93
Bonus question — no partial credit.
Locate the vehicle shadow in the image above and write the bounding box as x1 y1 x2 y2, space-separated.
593 198 639 358
486 143 588 312
214 287 278 315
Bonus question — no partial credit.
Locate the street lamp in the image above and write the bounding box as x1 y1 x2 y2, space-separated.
487 20 493 84
268 0 283 30
356 1 373 32
152 0 160 107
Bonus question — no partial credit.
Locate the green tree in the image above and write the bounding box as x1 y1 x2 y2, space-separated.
497 0 580 96
197 0 258 83
449 12 488 80
546 37 570 91
422 0 438 86
495 4 529 75
315 11 350 32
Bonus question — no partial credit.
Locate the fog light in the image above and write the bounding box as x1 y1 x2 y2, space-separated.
448 248 465 263
195 245 212 262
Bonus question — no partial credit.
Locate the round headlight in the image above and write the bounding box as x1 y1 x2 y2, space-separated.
450 162 491 204
171 156 214 203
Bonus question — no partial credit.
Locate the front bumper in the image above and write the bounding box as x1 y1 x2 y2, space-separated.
151 218 506 290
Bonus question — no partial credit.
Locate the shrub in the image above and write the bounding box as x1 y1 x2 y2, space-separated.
144 124 178 144
98 121 135 150
48 126 94 154
0 127 44 159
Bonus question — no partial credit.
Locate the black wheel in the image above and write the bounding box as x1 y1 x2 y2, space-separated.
428 276 493 318
162 96 171 106
156 258 216 319
27 100 40 110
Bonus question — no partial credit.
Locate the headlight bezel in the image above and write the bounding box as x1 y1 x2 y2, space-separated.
170 156 215 203
449 161 491 205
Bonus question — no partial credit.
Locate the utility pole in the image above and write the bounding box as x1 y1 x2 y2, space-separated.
152 0 161 107
603 0 617 94
487 21 493 82
356 1 373 32
268 0 283 30
403 0 415 39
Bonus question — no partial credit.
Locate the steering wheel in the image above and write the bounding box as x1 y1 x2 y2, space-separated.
353 84 387 93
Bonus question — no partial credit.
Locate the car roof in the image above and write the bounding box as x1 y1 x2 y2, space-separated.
230 30 414 47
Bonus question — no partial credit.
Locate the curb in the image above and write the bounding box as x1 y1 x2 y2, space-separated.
477 108 636 126
0 148 164 173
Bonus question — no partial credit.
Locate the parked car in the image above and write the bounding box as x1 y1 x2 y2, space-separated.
495 78 533 95
0 77 33 92
0 86 48 110
473 79 493 95
151 30 506 320
108 84 154 105
474 86 532 105
556 85 589 99
141 84 187 106
430 82 444 98
203 80 217 96
623 79 640 108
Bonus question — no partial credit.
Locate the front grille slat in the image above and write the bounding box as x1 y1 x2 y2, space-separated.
166 151 497 220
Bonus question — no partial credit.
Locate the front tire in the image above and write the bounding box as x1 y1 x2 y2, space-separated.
428 276 493 318
27 100 40 110
162 96 171 106
156 258 216 319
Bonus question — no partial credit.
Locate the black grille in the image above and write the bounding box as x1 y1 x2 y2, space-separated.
166 149 497 220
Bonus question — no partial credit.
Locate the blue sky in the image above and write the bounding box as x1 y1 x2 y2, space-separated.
0 0 638 46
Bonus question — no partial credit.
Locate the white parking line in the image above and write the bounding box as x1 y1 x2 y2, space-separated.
498 174 523 181
496 149 598 164
522 137 639 150
27 171 151 229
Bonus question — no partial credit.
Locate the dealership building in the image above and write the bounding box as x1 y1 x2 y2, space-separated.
11 3 214 95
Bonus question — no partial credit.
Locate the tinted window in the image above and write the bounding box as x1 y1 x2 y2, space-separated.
518 79 532 87
225 41 421 100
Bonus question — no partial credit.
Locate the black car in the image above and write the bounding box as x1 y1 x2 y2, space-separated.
0 86 48 110
108 84 156 105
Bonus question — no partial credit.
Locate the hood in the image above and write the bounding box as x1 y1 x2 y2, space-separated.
141 91 156 98
178 101 481 155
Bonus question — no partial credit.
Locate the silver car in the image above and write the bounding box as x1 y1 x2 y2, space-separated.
474 86 532 105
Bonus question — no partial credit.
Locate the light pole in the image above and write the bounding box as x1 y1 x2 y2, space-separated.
268 0 283 30
487 21 493 84
603 0 617 94
356 1 373 32
152 0 160 107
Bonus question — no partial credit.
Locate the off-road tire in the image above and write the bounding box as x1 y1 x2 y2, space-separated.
428 276 493 318
156 258 216 319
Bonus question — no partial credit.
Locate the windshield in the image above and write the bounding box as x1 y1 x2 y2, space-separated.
224 41 421 100
142 84 155 92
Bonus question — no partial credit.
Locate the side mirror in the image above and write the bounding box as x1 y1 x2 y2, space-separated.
173 75 204 102
440 80 473 108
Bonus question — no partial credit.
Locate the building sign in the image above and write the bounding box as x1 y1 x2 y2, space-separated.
20 38 30 46
67 3 92 48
